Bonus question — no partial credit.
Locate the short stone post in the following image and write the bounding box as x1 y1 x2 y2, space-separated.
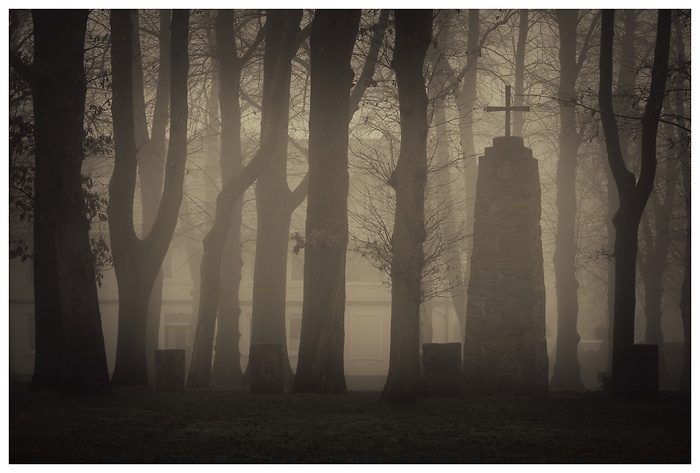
249 343 284 394
618 344 659 400
423 343 462 397
155 349 186 391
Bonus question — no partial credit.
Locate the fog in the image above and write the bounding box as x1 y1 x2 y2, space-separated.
9 9 690 400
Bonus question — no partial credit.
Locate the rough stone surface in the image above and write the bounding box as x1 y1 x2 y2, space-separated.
618 344 659 400
423 343 462 397
464 136 549 396
155 349 186 392
249 343 284 394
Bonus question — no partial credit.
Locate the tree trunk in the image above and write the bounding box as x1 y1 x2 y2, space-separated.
599 9 672 397
454 9 480 339
291 10 361 394
671 14 690 393
603 10 637 372
550 9 584 392
427 12 466 330
249 10 304 384
512 9 528 137
382 9 432 403
131 10 171 386
640 144 680 385
31 10 112 395
109 9 190 387
210 10 244 383
188 10 302 389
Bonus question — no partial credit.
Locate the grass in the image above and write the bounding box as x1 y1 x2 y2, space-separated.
9 383 691 464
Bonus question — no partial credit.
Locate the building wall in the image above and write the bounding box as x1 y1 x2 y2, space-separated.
8 245 461 384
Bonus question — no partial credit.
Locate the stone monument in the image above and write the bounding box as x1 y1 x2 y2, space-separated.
463 86 548 396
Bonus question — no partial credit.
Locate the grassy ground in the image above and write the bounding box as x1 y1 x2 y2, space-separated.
9 383 691 464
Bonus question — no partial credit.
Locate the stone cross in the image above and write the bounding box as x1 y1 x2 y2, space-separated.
485 85 530 137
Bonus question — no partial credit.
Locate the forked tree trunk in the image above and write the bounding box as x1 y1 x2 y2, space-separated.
187 10 302 389
249 10 305 384
291 9 361 394
32 10 111 395
382 9 432 403
109 9 190 387
598 9 672 398
131 10 171 385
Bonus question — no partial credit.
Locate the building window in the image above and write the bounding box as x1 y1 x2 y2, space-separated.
349 313 383 361
164 313 191 349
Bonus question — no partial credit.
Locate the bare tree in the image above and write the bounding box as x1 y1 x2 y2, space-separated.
598 9 672 397
382 9 432 403
30 10 112 394
108 9 190 387
291 9 361 394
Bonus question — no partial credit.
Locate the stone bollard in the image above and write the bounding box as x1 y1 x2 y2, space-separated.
249 343 284 394
617 344 659 400
422 342 462 397
155 349 186 391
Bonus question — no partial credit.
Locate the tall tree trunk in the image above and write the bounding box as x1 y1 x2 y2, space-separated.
640 141 680 386
672 14 690 393
512 9 528 137
109 9 190 387
291 10 361 394
210 9 245 384
382 9 432 403
249 10 305 384
31 10 112 395
188 10 302 389
599 9 672 397
550 9 584 392
603 10 637 372
131 10 171 386
427 11 466 328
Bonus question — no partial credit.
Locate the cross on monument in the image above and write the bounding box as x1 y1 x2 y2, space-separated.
485 85 530 137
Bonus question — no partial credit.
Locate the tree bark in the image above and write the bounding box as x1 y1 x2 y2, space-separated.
31 10 112 395
671 14 690 393
550 9 584 392
599 9 672 397
209 10 243 384
291 9 361 394
427 11 466 331
109 9 190 387
130 10 171 386
249 10 304 384
512 9 528 137
382 9 432 403
188 10 302 389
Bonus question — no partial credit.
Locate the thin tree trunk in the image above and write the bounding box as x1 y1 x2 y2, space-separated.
291 9 361 394
550 9 584 392
131 10 171 386
210 9 244 384
382 9 432 403
427 12 466 329
512 9 528 137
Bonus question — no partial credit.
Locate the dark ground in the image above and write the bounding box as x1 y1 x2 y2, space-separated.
9 382 691 464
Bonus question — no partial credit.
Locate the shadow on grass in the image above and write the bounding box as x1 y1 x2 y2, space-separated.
9 382 691 463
